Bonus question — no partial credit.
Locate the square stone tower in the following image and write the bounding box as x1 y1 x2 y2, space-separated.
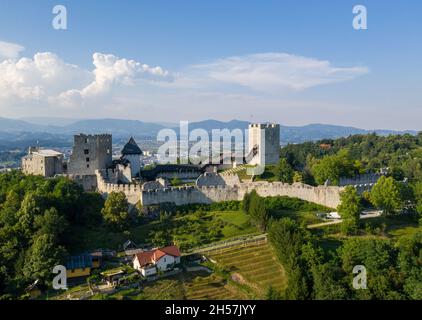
68 134 112 175
248 123 280 165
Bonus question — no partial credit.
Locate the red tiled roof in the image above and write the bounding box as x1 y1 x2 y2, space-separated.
159 245 181 257
134 245 181 268
134 251 155 268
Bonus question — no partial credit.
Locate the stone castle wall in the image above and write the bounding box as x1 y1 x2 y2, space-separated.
96 170 141 204
238 181 343 208
66 174 98 192
339 172 382 186
140 181 342 208
68 134 112 175
95 171 343 209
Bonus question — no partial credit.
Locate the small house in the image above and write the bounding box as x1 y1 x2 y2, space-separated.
65 255 93 278
101 269 126 286
133 245 181 277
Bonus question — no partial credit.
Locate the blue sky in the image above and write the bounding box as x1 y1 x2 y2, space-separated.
0 0 421 130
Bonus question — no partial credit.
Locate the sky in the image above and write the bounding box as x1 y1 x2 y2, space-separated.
0 0 421 130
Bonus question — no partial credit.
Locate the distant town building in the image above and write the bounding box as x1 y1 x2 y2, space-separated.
67 134 112 175
22 147 64 177
319 143 332 150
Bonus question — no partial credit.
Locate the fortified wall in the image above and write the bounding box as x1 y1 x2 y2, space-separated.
96 171 344 209
65 174 98 192
339 172 383 186
141 179 343 208
96 170 141 204
237 181 343 208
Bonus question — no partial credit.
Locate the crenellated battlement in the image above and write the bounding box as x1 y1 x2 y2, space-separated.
95 169 140 204
95 169 345 208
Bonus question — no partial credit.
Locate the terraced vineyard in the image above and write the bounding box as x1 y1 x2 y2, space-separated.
207 241 287 296
183 272 247 300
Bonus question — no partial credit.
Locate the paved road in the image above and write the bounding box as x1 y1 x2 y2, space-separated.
307 210 382 229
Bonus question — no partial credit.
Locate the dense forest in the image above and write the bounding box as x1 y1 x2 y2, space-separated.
268 217 421 300
0 172 105 298
280 132 422 184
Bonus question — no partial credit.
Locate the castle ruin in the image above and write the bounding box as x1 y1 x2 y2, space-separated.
21 123 370 210
68 134 113 175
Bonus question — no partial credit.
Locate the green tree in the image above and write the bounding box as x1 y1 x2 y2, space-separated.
413 182 422 214
51 178 84 223
310 150 361 185
397 232 422 299
338 238 401 299
292 171 304 183
311 262 348 300
101 192 130 231
284 264 309 300
266 285 282 300
0 190 21 226
16 193 44 238
268 218 305 266
337 186 362 235
275 158 294 183
242 192 251 214
34 207 68 239
22 234 67 284
248 193 269 231
80 192 104 226
370 176 403 215
150 230 170 247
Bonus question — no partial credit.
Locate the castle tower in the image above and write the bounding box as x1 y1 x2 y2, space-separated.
68 134 112 175
248 123 280 165
121 137 142 178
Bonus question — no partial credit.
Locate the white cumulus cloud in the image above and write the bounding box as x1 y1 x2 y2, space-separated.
0 52 91 102
0 51 171 107
63 53 171 99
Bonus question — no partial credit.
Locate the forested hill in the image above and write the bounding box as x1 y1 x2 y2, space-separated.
280 132 422 183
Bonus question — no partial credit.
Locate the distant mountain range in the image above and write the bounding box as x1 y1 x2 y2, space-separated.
0 117 418 149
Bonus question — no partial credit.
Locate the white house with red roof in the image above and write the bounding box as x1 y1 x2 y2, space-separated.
132 245 181 277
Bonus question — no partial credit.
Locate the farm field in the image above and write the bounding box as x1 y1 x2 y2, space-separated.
88 271 247 300
207 241 287 296
182 271 247 300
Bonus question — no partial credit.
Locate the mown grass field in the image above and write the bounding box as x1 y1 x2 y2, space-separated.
207 241 287 296
315 215 421 253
